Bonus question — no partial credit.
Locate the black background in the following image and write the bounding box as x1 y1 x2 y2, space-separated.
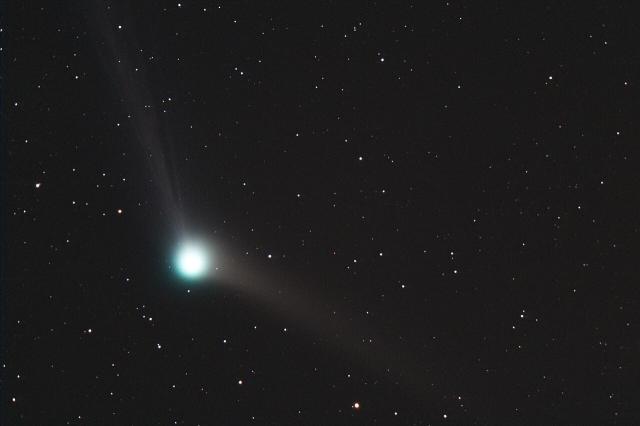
3 1 640 424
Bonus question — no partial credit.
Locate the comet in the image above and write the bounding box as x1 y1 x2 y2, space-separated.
174 241 210 280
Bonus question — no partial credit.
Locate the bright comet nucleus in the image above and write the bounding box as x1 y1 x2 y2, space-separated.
175 242 210 279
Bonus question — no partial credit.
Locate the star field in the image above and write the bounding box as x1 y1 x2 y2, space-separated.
3 1 640 424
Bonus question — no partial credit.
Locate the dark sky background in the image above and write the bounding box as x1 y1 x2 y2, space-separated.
3 1 640 424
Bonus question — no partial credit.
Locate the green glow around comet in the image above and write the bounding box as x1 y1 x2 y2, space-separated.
175 242 210 280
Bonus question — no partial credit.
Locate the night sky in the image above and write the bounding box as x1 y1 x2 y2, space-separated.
3 1 640 424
